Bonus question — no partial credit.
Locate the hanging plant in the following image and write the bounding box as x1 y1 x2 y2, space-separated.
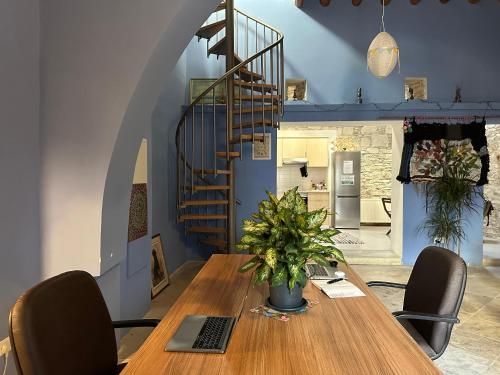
419 140 483 252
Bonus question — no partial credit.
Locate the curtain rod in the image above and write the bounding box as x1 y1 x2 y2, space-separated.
378 115 500 121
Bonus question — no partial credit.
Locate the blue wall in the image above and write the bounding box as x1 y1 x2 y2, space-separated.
182 1 500 264
235 0 500 104
402 184 484 265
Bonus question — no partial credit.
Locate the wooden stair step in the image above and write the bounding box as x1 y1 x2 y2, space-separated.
181 199 229 207
187 226 226 234
199 238 227 248
184 185 230 191
236 68 263 82
180 214 228 222
234 80 277 93
196 20 226 40
208 37 227 56
232 118 274 130
193 169 231 175
234 94 281 102
216 151 240 158
215 3 226 12
234 105 278 115
230 134 265 144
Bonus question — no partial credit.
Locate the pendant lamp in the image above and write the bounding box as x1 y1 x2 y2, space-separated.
367 1 400 78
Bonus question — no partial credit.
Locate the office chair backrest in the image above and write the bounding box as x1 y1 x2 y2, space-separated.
9 271 118 375
403 246 467 358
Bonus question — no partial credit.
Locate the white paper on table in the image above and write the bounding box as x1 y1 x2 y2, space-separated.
312 279 365 298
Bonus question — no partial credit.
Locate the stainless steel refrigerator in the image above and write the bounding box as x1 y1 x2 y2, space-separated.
333 151 361 229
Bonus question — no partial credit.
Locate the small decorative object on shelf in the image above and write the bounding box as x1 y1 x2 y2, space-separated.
286 79 307 101
236 187 345 312
404 77 427 100
356 88 363 104
454 86 462 103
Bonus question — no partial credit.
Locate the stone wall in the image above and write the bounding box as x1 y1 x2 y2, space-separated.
333 125 392 199
484 125 500 238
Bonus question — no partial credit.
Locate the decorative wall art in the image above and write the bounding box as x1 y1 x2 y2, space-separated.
285 79 307 101
128 183 148 242
189 79 226 104
397 117 489 186
151 234 169 298
404 77 428 101
252 133 272 160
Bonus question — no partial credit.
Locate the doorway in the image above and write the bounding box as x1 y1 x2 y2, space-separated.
276 121 403 265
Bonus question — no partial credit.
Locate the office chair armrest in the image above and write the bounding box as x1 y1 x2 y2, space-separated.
392 311 459 324
366 281 406 289
112 319 161 329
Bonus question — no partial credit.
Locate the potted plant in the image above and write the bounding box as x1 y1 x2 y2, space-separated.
419 141 483 255
236 187 345 311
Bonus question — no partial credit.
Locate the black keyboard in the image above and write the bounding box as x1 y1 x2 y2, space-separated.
192 317 232 350
307 264 329 277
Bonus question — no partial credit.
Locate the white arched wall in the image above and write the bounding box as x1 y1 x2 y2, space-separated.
40 0 220 278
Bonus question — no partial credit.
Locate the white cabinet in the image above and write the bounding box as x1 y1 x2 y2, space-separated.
306 138 329 167
282 138 307 159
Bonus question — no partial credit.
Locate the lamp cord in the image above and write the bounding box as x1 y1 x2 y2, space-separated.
381 0 386 32
2 353 8 375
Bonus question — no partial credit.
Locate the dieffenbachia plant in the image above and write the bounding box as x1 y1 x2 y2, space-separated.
236 187 345 290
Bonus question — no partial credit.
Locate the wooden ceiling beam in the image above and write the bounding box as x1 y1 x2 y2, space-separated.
295 0 489 8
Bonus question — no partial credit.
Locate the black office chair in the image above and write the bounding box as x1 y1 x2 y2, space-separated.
367 246 466 360
9 270 160 375
381 197 391 235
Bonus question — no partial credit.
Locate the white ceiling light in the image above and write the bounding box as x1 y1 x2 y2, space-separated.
367 1 400 78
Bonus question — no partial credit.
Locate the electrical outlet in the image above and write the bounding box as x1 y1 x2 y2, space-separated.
0 337 11 356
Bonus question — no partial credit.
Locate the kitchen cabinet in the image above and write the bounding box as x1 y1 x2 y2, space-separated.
282 138 307 159
277 138 283 167
308 191 331 226
306 138 329 167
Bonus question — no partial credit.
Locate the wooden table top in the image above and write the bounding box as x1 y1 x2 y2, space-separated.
121 254 441 375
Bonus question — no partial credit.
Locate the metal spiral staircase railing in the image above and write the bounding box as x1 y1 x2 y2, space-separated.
175 0 284 253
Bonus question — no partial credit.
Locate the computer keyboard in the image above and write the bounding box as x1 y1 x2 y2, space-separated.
192 317 231 350
306 264 329 277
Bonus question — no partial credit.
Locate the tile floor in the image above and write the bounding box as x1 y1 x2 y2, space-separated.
337 226 401 265
118 261 500 374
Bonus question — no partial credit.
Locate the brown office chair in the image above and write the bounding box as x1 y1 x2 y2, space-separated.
367 246 466 360
9 270 160 375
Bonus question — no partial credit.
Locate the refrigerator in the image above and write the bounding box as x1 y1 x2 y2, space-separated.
333 151 361 229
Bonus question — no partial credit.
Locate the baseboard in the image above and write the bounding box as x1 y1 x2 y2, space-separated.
361 222 391 227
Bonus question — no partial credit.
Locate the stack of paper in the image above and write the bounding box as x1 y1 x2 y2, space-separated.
311 279 365 298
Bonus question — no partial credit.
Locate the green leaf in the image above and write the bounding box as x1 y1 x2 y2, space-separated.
270 263 287 287
264 248 278 270
310 253 329 266
253 263 271 285
238 256 262 273
306 209 327 228
296 269 308 288
288 276 297 290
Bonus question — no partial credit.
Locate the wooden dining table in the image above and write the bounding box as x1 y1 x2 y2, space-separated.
121 254 441 374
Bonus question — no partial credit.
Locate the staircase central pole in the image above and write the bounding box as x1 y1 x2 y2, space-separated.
226 0 236 253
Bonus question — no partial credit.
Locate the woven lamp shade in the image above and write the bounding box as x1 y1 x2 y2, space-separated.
367 31 400 78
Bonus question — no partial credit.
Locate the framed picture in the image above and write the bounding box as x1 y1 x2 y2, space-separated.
285 78 307 101
189 78 226 104
151 234 169 298
128 183 148 242
405 77 428 101
252 133 272 160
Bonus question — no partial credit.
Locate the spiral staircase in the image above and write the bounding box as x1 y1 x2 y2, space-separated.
176 0 284 253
